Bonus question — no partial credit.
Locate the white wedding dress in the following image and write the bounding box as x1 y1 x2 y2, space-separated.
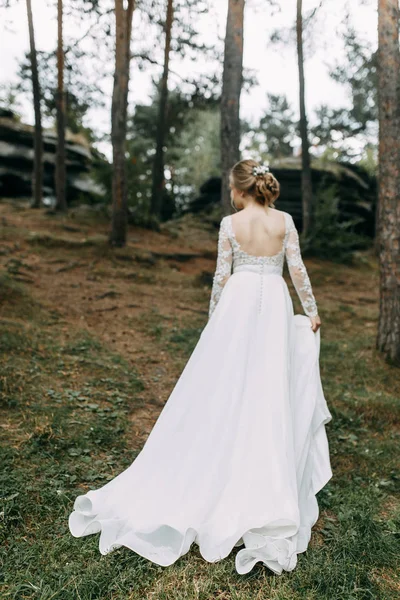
68 211 332 575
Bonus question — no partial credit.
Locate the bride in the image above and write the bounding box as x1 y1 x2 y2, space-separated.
68 159 332 576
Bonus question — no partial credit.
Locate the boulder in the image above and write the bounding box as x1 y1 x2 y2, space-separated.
0 108 106 203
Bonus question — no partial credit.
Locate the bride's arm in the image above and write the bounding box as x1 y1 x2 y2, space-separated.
208 217 233 319
285 215 318 318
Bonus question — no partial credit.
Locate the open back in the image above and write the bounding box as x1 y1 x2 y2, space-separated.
230 211 287 258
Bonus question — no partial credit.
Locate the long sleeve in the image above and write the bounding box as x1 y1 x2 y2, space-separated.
208 217 233 319
285 215 318 318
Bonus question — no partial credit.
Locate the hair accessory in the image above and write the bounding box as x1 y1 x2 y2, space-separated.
252 164 270 177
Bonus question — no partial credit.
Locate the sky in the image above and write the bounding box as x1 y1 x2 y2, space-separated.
0 0 377 158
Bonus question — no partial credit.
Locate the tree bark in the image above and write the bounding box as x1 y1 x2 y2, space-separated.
376 0 400 365
55 0 67 212
26 0 43 209
151 0 174 222
296 0 313 235
109 0 135 247
220 0 245 213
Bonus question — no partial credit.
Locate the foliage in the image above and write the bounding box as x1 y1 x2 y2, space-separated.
17 49 105 142
268 6 378 164
0 82 23 118
173 108 220 212
329 21 378 132
311 17 378 163
301 183 372 262
123 86 221 225
243 93 298 159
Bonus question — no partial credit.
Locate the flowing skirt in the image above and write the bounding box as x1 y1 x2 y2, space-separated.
68 270 333 575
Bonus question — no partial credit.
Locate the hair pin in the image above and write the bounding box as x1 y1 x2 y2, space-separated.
252 164 270 177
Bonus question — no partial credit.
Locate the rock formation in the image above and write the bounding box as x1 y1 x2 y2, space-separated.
0 108 106 204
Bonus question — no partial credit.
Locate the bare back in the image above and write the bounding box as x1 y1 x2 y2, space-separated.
230 208 286 257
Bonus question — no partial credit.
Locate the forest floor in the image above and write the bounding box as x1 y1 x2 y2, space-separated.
0 199 399 600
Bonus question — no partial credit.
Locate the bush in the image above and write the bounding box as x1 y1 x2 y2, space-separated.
301 184 372 263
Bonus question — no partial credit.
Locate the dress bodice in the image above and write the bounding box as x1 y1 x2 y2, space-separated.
208 211 318 319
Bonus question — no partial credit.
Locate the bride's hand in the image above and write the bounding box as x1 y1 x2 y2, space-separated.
310 314 321 332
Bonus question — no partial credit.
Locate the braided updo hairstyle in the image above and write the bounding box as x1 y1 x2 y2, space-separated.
230 159 280 209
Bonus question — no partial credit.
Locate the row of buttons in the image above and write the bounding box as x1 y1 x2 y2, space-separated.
259 263 265 314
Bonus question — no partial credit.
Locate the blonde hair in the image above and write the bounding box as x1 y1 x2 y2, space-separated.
230 159 280 210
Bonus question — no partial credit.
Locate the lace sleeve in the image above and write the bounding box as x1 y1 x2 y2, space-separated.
208 217 233 319
285 215 318 318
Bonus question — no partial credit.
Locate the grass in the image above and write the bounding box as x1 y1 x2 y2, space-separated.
0 205 399 599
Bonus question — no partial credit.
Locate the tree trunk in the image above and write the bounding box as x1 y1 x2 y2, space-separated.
220 0 245 213
376 0 400 365
55 0 67 212
26 0 43 209
151 0 174 222
296 0 313 235
110 0 135 247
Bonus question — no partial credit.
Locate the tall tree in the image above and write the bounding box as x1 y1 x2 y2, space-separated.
376 0 400 365
25 0 43 209
150 0 174 223
220 0 245 213
55 0 67 211
110 0 135 247
296 0 313 235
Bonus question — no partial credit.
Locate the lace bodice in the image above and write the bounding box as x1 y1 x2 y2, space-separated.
208 212 318 319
